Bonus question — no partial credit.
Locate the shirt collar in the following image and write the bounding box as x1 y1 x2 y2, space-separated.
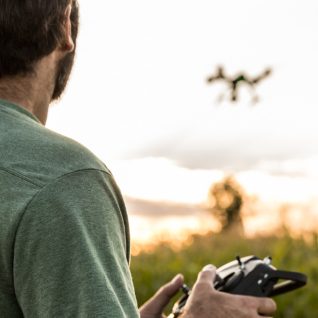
0 99 41 124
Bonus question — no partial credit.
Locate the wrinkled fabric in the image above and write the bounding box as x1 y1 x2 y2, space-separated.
0 100 139 318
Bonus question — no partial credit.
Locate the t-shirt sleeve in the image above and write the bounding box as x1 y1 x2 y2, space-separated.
13 169 139 318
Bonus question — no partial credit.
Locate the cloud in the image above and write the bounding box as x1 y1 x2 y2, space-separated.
125 196 206 217
127 131 318 175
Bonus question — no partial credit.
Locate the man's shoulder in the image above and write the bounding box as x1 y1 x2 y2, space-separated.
0 118 110 186
40 125 110 177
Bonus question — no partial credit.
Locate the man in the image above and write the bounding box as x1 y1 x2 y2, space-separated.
0 1 276 317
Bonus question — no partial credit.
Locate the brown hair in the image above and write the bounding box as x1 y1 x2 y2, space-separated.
0 0 79 78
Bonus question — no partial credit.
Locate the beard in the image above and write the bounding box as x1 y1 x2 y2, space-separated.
51 0 79 101
51 50 75 101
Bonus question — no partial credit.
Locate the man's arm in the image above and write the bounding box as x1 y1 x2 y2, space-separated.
13 170 139 318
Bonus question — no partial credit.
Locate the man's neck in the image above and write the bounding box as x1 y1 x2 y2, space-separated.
0 55 57 125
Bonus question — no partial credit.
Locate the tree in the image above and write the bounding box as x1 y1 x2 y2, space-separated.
208 176 244 234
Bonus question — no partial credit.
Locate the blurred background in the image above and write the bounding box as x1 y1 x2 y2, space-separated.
47 0 318 316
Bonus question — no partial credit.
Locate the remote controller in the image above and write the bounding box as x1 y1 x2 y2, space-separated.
168 255 307 318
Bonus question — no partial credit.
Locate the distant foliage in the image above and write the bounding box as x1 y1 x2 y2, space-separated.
131 233 318 317
207 177 244 234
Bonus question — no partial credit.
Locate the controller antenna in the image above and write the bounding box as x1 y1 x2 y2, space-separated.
236 256 245 270
264 256 272 265
181 284 190 295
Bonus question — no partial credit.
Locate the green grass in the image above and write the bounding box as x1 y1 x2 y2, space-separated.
131 232 318 317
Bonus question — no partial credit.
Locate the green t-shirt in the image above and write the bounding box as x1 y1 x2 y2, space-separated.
0 100 140 318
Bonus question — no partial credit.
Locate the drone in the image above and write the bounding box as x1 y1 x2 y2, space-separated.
206 66 272 105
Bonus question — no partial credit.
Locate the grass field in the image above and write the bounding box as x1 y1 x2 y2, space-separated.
131 232 318 317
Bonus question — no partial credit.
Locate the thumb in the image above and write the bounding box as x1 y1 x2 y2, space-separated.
193 264 217 290
139 274 184 316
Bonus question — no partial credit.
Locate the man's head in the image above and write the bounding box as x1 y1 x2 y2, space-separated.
0 0 79 101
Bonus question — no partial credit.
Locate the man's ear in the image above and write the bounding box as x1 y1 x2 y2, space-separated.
62 4 75 52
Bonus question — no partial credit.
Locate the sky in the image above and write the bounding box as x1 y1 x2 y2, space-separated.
47 0 318 219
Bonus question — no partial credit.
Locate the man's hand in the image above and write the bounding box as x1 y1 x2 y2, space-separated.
181 264 277 318
139 274 184 318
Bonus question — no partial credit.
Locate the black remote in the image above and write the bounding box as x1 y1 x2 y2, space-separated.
168 255 307 318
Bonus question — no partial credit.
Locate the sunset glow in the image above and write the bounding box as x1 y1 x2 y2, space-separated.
47 0 318 246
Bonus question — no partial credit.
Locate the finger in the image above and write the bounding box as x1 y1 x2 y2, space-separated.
194 264 216 289
160 274 184 299
141 274 184 313
139 274 184 316
257 298 277 316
